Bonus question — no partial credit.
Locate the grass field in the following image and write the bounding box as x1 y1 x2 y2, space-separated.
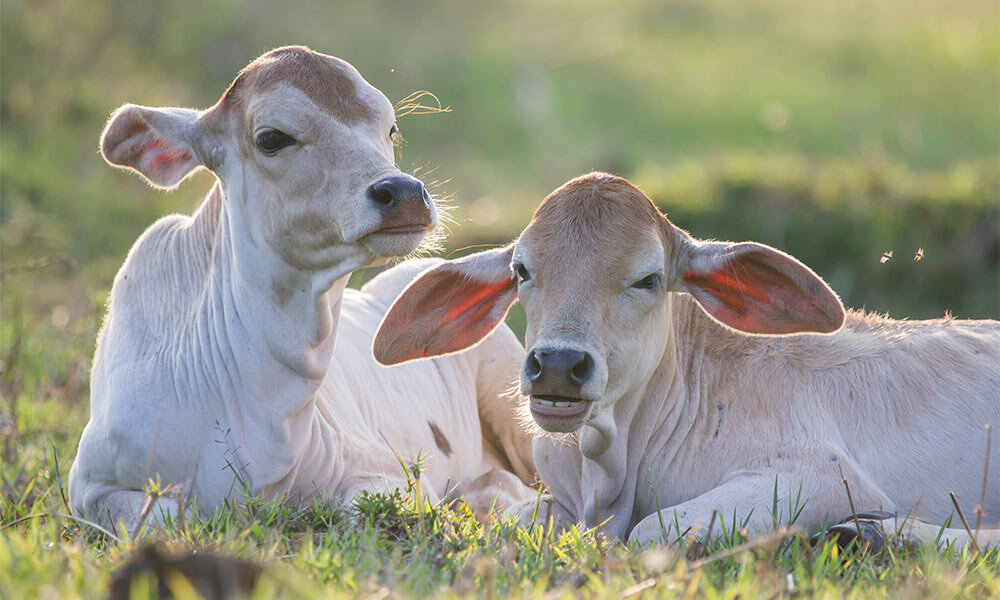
3 386 1000 598
2 0 999 597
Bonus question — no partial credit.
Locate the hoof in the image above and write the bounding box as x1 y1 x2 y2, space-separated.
811 511 896 553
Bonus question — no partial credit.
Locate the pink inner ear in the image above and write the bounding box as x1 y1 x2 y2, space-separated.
139 136 194 184
374 268 517 365
684 269 771 307
443 276 517 325
683 250 843 334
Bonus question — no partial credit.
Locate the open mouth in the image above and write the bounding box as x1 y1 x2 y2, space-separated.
529 395 592 419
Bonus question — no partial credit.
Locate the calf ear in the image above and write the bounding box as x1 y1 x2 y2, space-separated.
100 104 206 189
673 236 845 335
374 246 518 365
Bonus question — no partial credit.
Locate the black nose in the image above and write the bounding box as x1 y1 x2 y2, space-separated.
525 348 594 396
368 174 429 212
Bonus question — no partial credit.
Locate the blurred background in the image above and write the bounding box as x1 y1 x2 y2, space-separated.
1 0 998 409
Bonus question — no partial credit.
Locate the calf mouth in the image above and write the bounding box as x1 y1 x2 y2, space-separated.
530 395 593 432
371 223 432 236
362 222 434 257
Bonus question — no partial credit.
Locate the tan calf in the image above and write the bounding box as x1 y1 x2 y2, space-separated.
375 172 999 549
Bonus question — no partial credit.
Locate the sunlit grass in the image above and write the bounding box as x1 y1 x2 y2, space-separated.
2 385 999 598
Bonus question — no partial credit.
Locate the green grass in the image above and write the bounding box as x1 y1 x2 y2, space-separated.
2 388 999 599
2 352 999 598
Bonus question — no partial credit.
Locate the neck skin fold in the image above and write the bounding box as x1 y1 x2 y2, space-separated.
571 295 702 539
183 180 373 495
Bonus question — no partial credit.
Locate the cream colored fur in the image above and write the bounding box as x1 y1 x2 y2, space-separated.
67 47 534 535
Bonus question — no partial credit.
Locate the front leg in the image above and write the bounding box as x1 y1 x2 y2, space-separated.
628 471 851 547
71 479 189 537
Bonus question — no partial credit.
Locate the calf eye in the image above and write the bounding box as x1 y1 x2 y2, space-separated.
514 263 531 283
256 129 296 155
632 273 661 290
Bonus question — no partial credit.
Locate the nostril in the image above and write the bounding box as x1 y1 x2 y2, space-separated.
525 350 542 381
370 184 395 208
370 176 428 212
569 353 594 385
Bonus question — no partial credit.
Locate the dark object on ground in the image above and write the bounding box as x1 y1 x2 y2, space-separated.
108 543 262 600
811 510 897 553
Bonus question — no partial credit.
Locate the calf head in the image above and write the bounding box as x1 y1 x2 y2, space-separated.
100 46 436 271
375 173 844 433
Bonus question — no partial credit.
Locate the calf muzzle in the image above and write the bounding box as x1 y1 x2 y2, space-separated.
524 347 594 397
368 174 432 227
525 346 596 432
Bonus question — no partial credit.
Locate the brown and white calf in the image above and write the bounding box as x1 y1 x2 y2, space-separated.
68 46 534 535
375 172 1000 548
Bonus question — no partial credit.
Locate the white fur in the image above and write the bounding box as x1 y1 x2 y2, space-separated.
68 49 534 534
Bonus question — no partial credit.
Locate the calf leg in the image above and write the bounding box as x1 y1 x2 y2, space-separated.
74 481 188 537
629 475 783 547
627 470 893 547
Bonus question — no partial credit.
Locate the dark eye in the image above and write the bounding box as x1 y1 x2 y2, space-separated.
389 123 401 144
255 129 296 155
632 273 661 290
514 263 531 283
